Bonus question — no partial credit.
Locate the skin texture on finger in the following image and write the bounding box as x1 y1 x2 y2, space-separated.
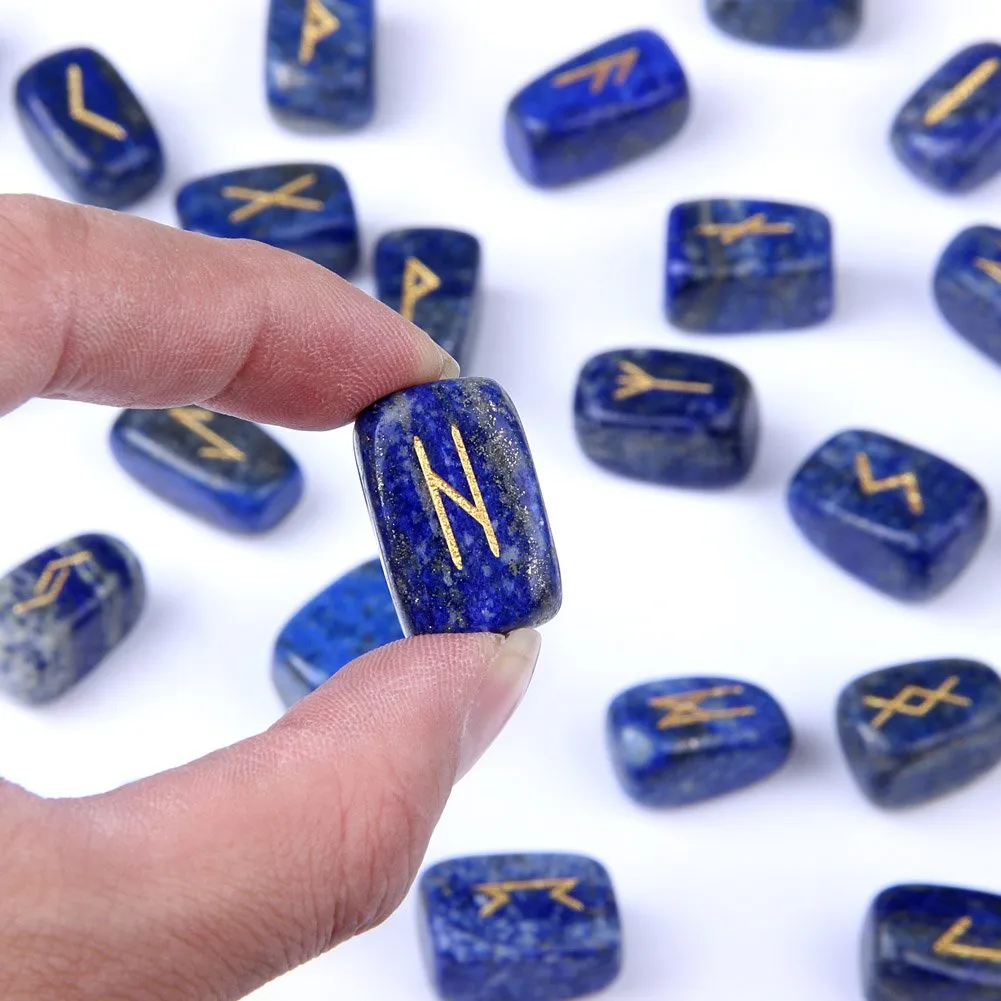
0 194 455 427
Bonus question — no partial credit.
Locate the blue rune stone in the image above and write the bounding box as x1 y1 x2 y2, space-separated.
110 407 303 534
176 163 359 277
934 226 1001 365
0 534 144 704
666 198 834 333
374 229 480 370
787 429 989 601
272 558 404 707
574 348 757 487
891 43 1001 193
354 378 561 635
266 0 375 129
863 884 1001 1001
505 29 689 188
15 47 164 209
419 853 622 1001
706 0 862 49
607 676 792 806
837 659 1001 808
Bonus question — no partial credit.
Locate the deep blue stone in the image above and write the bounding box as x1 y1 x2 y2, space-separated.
934 226 1001 365
666 198 834 333
175 163 359 277
837 659 1001 808
706 0 862 48
607 676 792 806
574 348 757 487
0 534 144 704
15 47 164 209
863 884 1001 1001
266 0 375 128
354 378 561 635
419 853 621 1001
374 229 480 370
891 43 1001 193
110 407 303 534
788 429 989 601
272 558 403 707
505 29 689 187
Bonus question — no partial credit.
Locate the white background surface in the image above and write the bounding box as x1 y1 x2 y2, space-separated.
1 0 1001 997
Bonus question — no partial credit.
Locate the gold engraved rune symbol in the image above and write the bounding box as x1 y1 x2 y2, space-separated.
924 57 1001 127
413 425 500 571
167 407 246 462
299 0 340 65
854 452 924 516
648 685 756 730
222 173 325 224
613 360 713 401
696 213 796 246
934 917 1001 963
400 257 442 323
66 64 127 141
473 878 585 919
976 257 1001 284
13 551 94 615
863 676 972 730
552 47 640 95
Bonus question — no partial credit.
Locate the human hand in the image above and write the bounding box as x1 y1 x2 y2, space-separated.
0 194 541 1000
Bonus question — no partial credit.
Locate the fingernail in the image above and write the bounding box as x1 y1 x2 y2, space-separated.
437 349 461 380
457 629 541 780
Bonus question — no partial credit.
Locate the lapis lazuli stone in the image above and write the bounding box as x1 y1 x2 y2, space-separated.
574 348 758 487
375 229 480 370
354 378 561 635
607 676 792 806
266 0 375 128
788 429 989 601
837 659 1001 808
666 198 834 333
891 43 1001 193
110 407 303 534
419 853 622 1001
706 0 862 49
272 558 403 707
505 29 689 188
176 163 359 277
0 534 144 704
934 226 1001 365
863 884 1001 1001
15 47 164 209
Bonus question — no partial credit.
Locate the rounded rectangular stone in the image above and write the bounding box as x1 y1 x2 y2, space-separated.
706 0 862 49
935 226 1001 365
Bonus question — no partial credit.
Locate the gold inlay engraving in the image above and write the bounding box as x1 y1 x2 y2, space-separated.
696 213 795 246
613 360 713 401
648 684 756 730
552 48 640 95
299 0 340 65
13 551 94 615
400 256 442 323
167 407 246 462
923 57 1000 127
473 878 585 918
413 425 500 571
976 257 1001 284
66 64 127 141
934 917 1001 963
863 676 971 730
222 173 325 224
854 452 924 516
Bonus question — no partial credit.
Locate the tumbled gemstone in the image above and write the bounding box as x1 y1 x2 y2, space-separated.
706 0 862 49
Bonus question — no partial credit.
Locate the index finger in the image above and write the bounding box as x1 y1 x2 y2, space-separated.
0 194 458 427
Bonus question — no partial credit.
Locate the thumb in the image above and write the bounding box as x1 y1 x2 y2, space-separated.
3 630 540 1001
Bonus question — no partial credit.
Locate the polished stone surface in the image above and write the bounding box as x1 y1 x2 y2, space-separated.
607 676 792 806
666 198 834 332
272 558 403 707
354 378 561 635
176 162 359 276
0 534 144 703
891 42 1001 192
419 853 622 1001
505 29 689 187
787 429 988 600
266 0 375 128
110 408 303 534
574 348 758 487
15 47 163 208
706 0 862 48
